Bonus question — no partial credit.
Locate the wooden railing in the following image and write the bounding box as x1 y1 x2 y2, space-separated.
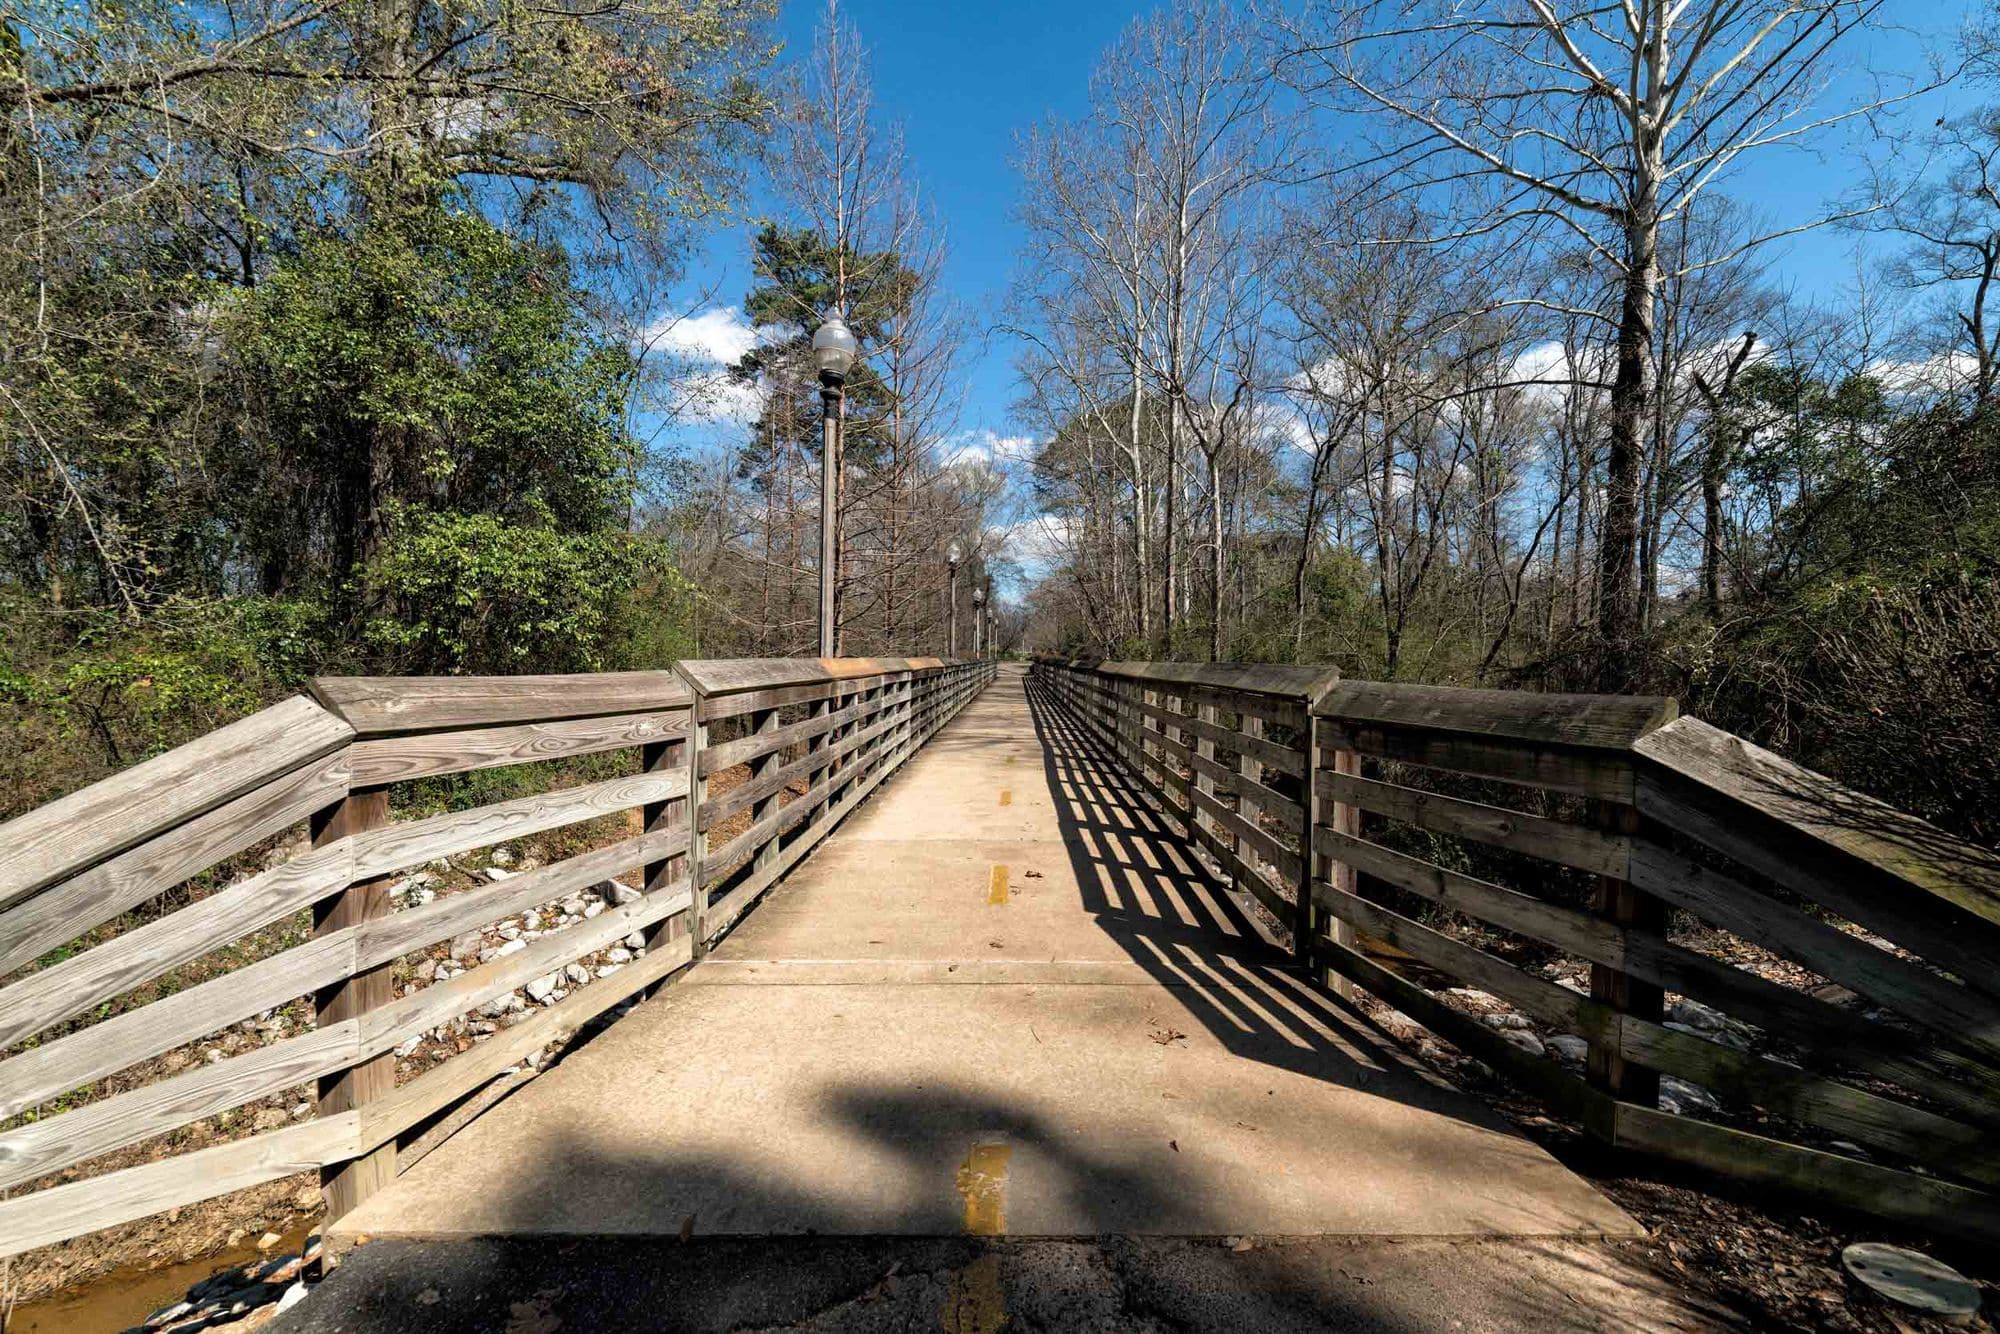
0 656 995 1258
1036 656 2000 1243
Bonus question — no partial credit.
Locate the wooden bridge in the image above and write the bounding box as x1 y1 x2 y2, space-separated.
3 654 1998 1313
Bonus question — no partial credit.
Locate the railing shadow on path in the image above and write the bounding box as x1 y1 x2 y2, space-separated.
1018 673 1524 1129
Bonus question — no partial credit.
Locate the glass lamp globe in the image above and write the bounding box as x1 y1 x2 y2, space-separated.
972 586 986 606
812 310 859 377
947 538 964 567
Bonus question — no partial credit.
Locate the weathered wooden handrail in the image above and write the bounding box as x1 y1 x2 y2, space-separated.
0 655 995 1258
1034 655 2000 1243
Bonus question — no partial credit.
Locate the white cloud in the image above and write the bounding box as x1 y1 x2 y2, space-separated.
942 428 1039 467
667 367 765 428
645 305 759 366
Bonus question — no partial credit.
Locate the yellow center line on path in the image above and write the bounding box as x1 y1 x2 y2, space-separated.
955 1141 1011 1236
988 865 1008 905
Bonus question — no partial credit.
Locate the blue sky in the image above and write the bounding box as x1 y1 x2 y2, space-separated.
659 0 1984 577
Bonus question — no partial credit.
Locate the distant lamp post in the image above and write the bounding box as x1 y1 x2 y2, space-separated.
984 575 996 659
812 309 859 657
971 583 987 659
946 538 965 657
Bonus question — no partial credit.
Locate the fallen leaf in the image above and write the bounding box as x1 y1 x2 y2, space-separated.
1232 1237 1254 1253
1024 870 1044 879
416 1288 441 1306
1170 1139 1180 1152
678 1214 696 1243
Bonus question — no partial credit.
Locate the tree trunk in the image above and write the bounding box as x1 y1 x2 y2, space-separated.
1597 209 1660 687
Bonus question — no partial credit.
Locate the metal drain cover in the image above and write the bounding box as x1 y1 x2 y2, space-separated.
1840 1243 1981 1323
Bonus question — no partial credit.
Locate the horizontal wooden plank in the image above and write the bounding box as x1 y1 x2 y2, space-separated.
1317 729 1636 802
1188 752 1304 827
1309 881 1613 1041
0 751 350 980
358 934 696 1156
0 840 354 1050
354 880 693 1063
1190 787 1301 884
696 678 864 723
0 1020 360 1193
1627 840 2000 1064
1316 680 1675 751
350 771 685 880
698 710 904 832
0 931 357 1120
1616 1019 2000 1189
0 1111 361 1259
1169 711 1305 776
1635 719 2000 996
1312 934 1607 1124
0 696 353 911
1609 1103 2000 1246
312 672 688 736
1315 826 1627 966
348 709 688 786
1097 661 1342 702
699 693 871 775
1323 770 1630 879
1309 826 1998 1119
355 831 678 966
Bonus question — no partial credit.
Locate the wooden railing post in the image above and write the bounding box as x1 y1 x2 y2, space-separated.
686 715 710 956
642 733 687 960
310 786 396 1221
748 707 781 878
1586 797 1661 1112
1314 744 1361 999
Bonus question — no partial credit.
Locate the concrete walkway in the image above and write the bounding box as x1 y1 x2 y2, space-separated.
333 665 1638 1247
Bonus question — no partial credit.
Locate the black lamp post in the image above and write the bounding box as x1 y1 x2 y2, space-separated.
946 538 964 656
812 309 859 657
971 583 986 659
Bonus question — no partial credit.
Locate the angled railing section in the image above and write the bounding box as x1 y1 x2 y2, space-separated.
0 656 994 1259
1034 656 2000 1243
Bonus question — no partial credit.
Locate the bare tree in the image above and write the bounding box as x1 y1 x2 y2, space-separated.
1279 0 1925 682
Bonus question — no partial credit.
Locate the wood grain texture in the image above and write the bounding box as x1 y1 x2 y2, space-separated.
0 1111 361 1260
312 788 396 1221
353 832 676 966
1616 1017 2000 1188
0 750 350 979
312 673 688 736
357 935 695 1155
353 881 693 1055
1316 680 1675 750
0 837 354 1050
0 1020 360 1192
348 709 689 786
1627 839 2000 1062
1310 881 1614 1041
0 931 357 1119
1317 728 1638 801
1609 1103 2000 1245
0 695 352 910
1322 769 1630 879
1313 933 1606 1124
1635 720 2000 994
1096 660 1341 702
349 771 685 880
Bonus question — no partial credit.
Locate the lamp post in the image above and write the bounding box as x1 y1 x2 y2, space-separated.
971 584 986 659
812 309 859 657
945 538 964 657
